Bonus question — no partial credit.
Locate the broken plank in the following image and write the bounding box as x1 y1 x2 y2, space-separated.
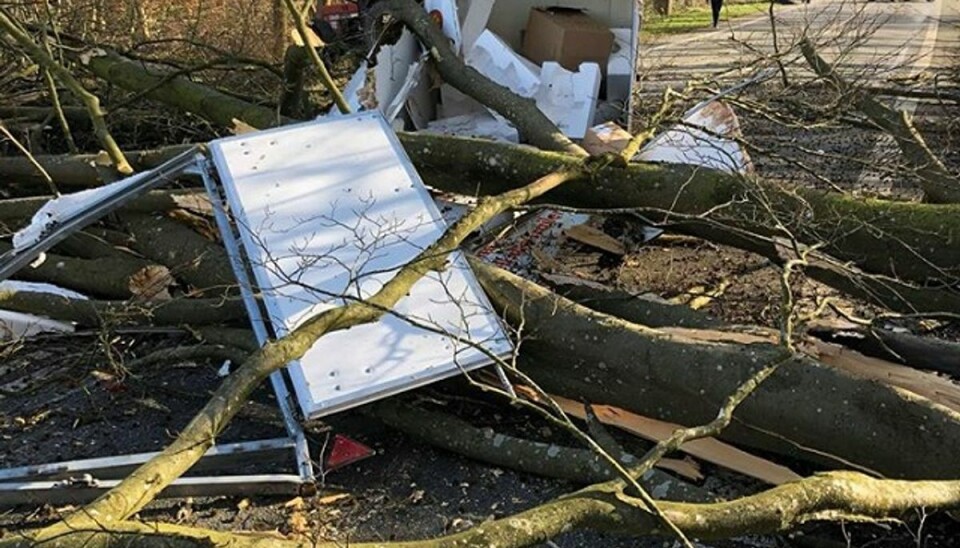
551 394 802 485
657 457 704 482
564 224 625 255
807 339 960 414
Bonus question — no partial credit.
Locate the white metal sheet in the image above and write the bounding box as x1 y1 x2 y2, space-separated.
209 113 513 418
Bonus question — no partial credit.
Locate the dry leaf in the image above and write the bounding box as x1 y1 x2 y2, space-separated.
236 498 251 512
283 496 304 510
316 492 351 505
287 511 309 535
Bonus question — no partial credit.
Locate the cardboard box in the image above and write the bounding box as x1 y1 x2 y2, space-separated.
581 121 633 156
521 7 614 73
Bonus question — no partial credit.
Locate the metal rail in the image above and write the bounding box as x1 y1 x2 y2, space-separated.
0 147 200 281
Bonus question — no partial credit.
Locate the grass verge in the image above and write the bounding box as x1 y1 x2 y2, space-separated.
643 1 770 38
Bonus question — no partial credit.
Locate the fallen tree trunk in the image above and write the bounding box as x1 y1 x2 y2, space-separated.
403 133 960 293
121 213 236 296
0 144 193 188
810 322 960 377
6 136 960 313
6 470 960 547
0 188 209 222
0 242 172 299
472 259 960 479
79 49 285 130
366 399 712 501
801 38 960 204
0 290 247 326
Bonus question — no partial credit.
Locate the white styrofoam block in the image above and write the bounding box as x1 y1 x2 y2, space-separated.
535 62 602 140
422 111 519 143
637 101 753 174
209 113 513 418
438 84 486 119
425 0 463 52
460 0 495 53
466 30 541 99
607 28 633 101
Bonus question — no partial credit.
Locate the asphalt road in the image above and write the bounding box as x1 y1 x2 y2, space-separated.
639 0 959 92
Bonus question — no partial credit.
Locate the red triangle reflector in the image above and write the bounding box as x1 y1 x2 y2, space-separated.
324 434 374 471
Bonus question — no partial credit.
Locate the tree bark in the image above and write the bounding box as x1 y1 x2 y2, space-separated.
0 144 193 188
121 213 235 296
0 242 172 299
0 290 247 326
366 399 712 502
402 133 960 295
810 323 960 377
79 49 285 130
472 259 960 479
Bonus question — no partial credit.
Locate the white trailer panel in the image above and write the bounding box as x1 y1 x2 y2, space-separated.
209 112 513 418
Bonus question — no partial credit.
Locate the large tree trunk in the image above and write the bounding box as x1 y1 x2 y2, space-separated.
472 260 960 479
403 133 960 295
0 290 246 326
121 213 236 296
80 50 284 130
0 145 192 189
0 242 172 299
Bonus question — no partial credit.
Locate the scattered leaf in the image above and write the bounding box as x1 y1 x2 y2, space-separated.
316 492 351 505
283 496 304 510
287 511 309 535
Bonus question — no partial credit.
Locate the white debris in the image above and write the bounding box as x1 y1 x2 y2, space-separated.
637 101 754 174
425 0 463 52
385 56 428 122
217 360 232 377
0 280 88 340
438 84 485 119
373 29 421 113
535 62 602 139
13 171 151 251
459 0 495 53
466 30 541 99
422 111 519 143
607 28 634 102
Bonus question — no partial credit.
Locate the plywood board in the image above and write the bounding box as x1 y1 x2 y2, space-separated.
551 394 802 485
209 113 513 418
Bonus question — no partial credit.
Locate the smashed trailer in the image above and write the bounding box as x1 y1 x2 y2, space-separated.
0 112 514 504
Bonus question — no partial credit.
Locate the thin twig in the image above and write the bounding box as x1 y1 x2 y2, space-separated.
282 0 351 114
0 120 58 195
0 7 132 174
